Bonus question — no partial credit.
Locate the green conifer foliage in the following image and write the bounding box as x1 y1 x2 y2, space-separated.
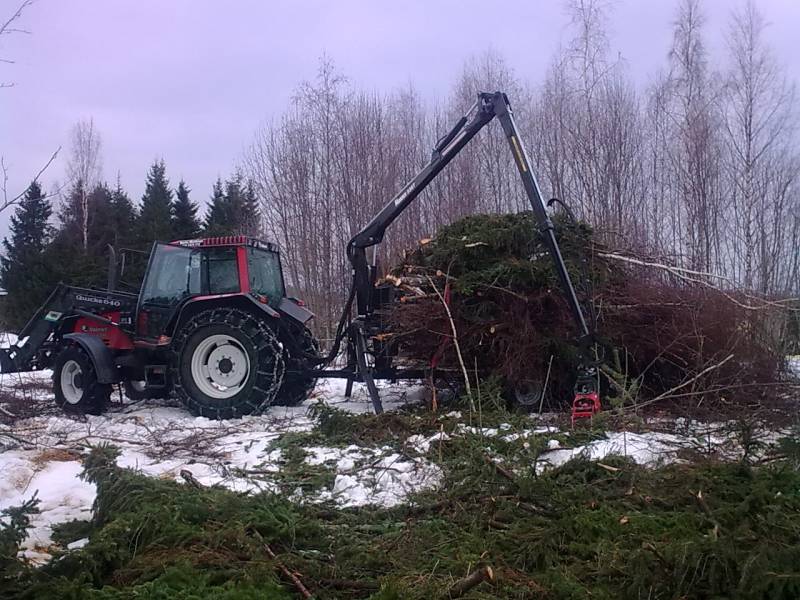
136 160 174 245
0 181 54 328
171 180 201 240
204 174 261 237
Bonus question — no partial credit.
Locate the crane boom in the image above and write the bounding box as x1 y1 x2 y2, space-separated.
332 91 596 414
347 91 590 341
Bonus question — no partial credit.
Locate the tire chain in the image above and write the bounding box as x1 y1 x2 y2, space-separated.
170 308 286 419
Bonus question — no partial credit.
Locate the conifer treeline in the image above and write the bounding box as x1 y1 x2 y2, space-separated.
0 160 261 329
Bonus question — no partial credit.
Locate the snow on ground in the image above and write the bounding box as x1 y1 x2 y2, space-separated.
536 431 686 472
304 444 442 508
0 376 437 560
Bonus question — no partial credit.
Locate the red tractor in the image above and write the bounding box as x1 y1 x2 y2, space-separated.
0 236 318 419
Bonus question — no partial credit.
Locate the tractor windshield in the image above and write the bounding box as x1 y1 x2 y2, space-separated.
141 244 202 305
247 247 284 305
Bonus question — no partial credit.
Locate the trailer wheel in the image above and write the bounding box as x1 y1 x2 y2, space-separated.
53 347 111 415
275 326 319 406
171 308 285 419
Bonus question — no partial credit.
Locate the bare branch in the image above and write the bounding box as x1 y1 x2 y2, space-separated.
0 146 60 213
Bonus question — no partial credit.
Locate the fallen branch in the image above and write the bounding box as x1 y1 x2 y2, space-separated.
600 252 799 312
264 543 314 599
447 565 494 598
693 489 722 540
483 453 516 483
179 469 203 489
427 273 474 412
625 354 735 411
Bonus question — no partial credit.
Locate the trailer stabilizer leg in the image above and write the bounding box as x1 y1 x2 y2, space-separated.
353 324 383 414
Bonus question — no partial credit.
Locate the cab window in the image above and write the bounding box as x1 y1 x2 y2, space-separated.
141 244 201 305
205 247 240 294
248 247 284 305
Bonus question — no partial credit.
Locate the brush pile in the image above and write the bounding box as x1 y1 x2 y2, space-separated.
384 212 789 412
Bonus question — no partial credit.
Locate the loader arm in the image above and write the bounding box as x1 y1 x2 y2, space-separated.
347 91 591 342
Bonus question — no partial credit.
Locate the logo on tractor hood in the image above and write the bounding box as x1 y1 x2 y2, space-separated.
75 294 122 307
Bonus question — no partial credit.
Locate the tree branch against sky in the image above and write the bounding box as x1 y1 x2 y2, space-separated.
1 0 60 215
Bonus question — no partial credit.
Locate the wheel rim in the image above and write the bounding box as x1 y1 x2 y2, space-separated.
190 334 250 399
60 359 84 405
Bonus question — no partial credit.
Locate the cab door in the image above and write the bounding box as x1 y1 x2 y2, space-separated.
136 244 201 340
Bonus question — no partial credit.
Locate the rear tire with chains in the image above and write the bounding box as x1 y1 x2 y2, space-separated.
170 308 284 419
275 325 319 406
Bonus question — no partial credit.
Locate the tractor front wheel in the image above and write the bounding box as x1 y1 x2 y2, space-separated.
53 347 112 415
171 308 285 419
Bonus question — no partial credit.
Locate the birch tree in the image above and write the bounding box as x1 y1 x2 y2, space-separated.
721 0 798 292
66 119 103 252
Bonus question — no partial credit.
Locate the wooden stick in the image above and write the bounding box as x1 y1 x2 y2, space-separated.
179 469 203 489
624 354 734 411
264 543 314 599
538 354 554 414
483 453 516 483
427 274 474 412
599 252 800 311
693 489 722 540
448 566 494 598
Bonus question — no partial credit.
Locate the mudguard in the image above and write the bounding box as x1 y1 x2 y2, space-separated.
278 297 314 324
168 293 283 340
63 333 119 383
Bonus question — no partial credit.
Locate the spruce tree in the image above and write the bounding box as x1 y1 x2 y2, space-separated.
45 182 117 291
172 180 201 239
137 160 174 245
110 176 137 248
203 174 261 237
203 177 229 236
0 182 54 328
241 179 261 237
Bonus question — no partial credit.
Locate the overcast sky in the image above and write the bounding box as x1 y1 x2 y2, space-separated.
1 0 798 239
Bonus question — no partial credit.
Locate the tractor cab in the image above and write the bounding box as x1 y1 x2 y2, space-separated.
135 236 289 340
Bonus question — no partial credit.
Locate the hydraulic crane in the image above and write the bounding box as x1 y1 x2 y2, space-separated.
317 91 597 413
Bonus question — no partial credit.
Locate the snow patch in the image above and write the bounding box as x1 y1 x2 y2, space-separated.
304 444 442 507
67 537 89 550
537 431 687 473
406 431 451 453
0 454 95 561
0 377 429 559
457 423 559 442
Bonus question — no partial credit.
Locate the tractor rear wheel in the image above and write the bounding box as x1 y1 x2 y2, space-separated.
171 308 285 419
275 326 319 406
53 346 112 415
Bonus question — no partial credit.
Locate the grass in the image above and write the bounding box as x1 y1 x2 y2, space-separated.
2 409 800 599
